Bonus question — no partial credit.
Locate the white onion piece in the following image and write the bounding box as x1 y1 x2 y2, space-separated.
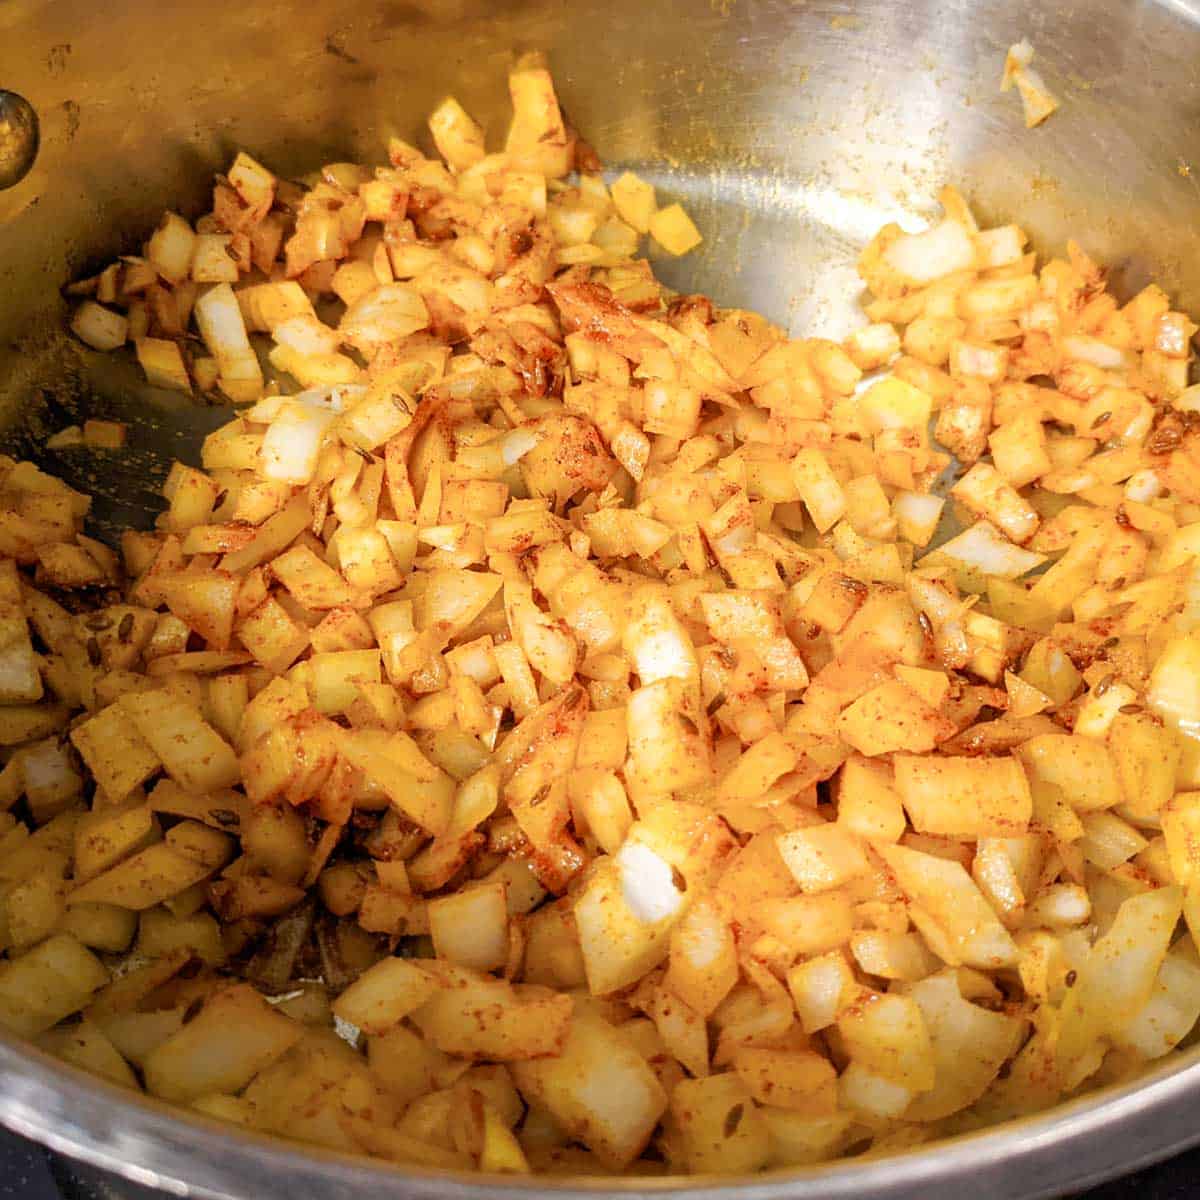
1155 315 1193 357
616 841 684 925
293 383 365 414
243 395 288 424
924 520 1045 580
194 283 254 363
339 283 429 351
937 618 971 668
1175 383 1200 414
1002 40 1060 130
501 426 540 466
1147 633 1200 738
1061 334 1128 370
422 268 492 321
894 491 945 525
260 401 338 484
906 573 961 625
1027 883 1091 928
707 521 754 558
1014 67 1059 128
245 385 352 425
1124 469 1163 503
71 301 128 352
1117 952 1200 1061
623 591 697 685
975 225 1025 269
1001 39 1035 90
893 490 945 545
273 315 341 358
21 739 79 800
882 219 977 286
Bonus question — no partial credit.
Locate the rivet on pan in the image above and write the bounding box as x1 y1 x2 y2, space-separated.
0 90 40 190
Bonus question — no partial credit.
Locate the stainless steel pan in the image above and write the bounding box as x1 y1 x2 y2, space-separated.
1 0 1199 1194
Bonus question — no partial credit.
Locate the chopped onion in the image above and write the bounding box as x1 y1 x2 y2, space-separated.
1061 334 1129 370
501 426 540 466
70 301 128 352
1175 383 1200 414
975 224 1026 269
146 212 197 285
194 283 254 363
1147 633 1200 738
1001 39 1035 90
925 520 1046 580
623 590 698 685
259 400 338 485
227 151 276 211
242 395 288 424
1026 883 1091 928
339 283 429 353
1002 40 1060 128
893 491 945 547
882 219 977 286
616 841 684 924
1124 469 1163 503
20 739 80 803
273 315 341 358
190 234 239 284
1015 68 1060 128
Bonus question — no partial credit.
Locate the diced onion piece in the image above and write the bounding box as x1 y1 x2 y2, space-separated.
504 51 572 179
0 562 41 703
1114 946 1200 1061
881 218 976 286
616 840 684 924
649 203 702 256
1147 634 1200 739
792 448 847 533
1002 42 1059 127
194 283 263 397
501 426 540 466
1014 66 1060 128
272 314 341 358
71 302 128 351
339 283 429 353
330 956 438 1035
511 1012 667 1168
428 97 486 171
975 224 1027 268
428 881 509 971
1001 39 1034 90
237 281 316 333
191 234 240 284
227 151 276 211
136 338 191 392
1061 334 1128 369
259 400 338 485
845 321 901 370
893 491 944 547
858 377 932 432
610 172 657 235
146 212 197 285
573 839 682 998
622 587 698 685
925 520 1045 580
